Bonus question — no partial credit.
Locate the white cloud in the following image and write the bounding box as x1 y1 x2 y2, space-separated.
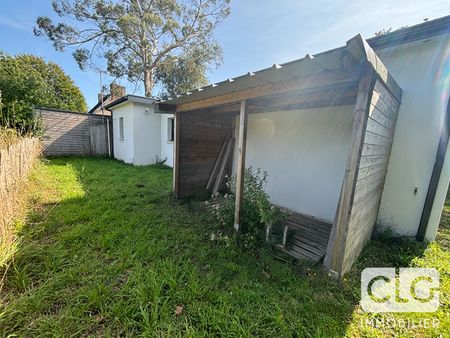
0 15 32 34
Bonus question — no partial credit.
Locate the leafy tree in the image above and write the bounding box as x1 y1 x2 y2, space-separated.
34 0 231 97
0 54 87 132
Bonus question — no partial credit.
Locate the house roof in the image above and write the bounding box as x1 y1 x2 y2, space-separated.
87 94 111 114
160 15 449 109
160 48 352 107
366 15 450 50
105 95 158 110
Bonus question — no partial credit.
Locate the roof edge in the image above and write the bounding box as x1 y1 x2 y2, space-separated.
105 95 157 110
346 34 402 102
367 15 450 50
87 94 111 114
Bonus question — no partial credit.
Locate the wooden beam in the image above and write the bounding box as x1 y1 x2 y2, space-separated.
417 95 450 240
234 100 248 231
212 137 235 194
173 111 181 197
346 34 402 103
246 81 358 113
324 66 377 277
206 132 230 191
180 81 358 117
176 70 354 112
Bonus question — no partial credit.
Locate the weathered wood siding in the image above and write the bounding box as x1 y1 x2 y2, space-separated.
0 137 41 257
90 123 109 156
36 108 112 157
177 109 235 197
341 79 400 273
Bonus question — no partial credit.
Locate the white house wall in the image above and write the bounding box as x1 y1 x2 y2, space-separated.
112 104 134 164
376 34 450 240
160 113 174 167
233 106 354 222
132 103 162 165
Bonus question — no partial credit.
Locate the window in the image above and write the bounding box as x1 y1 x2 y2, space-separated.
119 117 124 140
167 117 174 142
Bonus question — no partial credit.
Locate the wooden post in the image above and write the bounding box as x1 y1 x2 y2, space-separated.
234 100 248 231
282 225 289 247
324 66 377 277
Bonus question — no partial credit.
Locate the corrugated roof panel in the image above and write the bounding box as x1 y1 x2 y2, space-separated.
281 57 326 78
163 17 450 106
311 50 346 70
167 71 277 105
163 44 345 106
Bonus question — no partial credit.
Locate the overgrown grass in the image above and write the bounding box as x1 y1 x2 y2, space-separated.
0 158 448 336
0 127 21 149
0 131 40 267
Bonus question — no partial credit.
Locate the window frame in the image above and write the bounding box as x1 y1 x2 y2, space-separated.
167 117 175 143
119 117 124 141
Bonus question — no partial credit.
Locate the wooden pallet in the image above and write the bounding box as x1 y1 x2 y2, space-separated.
278 212 332 263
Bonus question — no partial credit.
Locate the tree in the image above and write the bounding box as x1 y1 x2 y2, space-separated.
34 0 230 97
0 54 87 132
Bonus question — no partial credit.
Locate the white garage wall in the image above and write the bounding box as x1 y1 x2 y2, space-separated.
132 103 162 165
112 104 134 164
376 35 450 239
233 106 354 222
160 113 174 167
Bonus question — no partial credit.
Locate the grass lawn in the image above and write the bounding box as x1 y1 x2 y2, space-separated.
0 157 448 337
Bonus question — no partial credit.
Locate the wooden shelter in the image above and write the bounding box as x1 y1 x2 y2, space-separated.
158 35 402 277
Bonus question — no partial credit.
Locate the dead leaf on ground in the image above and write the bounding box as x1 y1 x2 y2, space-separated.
175 305 184 316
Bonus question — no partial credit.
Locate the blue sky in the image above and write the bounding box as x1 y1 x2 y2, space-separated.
0 0 448 109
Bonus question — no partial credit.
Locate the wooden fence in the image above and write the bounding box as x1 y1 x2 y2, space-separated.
0 137 41 241
35 108 112 157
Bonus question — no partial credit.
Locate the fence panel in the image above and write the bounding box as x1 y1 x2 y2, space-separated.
36 108 112 157
0 137 41 238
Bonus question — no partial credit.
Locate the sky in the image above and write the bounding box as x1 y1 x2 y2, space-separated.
0 0 448 109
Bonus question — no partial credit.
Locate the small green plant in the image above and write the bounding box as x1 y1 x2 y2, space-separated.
155 155 168 166
212 167 285 249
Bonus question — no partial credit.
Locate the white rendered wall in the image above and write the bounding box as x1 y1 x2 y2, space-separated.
132 103 162 165
112 104 134 164
233 106 354 222
376 34 450 240
160 113 174 167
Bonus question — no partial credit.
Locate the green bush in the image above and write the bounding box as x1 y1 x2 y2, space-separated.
212 167 285 248
0 54 87 133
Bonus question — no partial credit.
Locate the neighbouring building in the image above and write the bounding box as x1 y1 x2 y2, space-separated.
88 83 126 116
106 95 174 167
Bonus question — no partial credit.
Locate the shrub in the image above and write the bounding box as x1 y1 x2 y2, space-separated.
0 53 87 133
212 167 285 248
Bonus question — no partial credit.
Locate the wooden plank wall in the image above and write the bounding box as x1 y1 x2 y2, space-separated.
341 79 400 273
36 109 112 157
90 123 109 156
177 109 236 197
0 137 41 237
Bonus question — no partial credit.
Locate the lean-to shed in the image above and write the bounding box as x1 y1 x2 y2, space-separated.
158 16 450 277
